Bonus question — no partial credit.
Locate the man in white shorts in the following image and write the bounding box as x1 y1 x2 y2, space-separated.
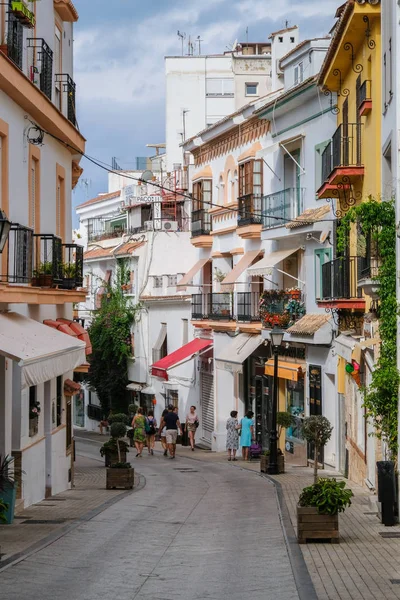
158 405 181 459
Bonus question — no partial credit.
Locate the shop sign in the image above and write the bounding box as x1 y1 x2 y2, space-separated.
216 361 242 374
285 441 294 454
278 346 306 360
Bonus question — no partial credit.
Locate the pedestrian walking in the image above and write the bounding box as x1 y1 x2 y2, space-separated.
226 410 240 461
160 407 168 456
145 410 157 455
186 405 199 451
159 404 182 459
240 411 254 461
131 407 146 457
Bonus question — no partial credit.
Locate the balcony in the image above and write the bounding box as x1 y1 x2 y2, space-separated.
1 224 34 284
238 194 262 226
262 188 305 230
191 209 211 238
359 80 372 117
317 123 364 198
357 233 380 299
33 233 63 286
191 293 233 320
236 292 260 322
61 243 84 289
27 38 53 100
55 74 77 126
319 256 365 309
259 289 305 329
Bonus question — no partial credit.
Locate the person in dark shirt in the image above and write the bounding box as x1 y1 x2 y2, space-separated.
159 405 181 459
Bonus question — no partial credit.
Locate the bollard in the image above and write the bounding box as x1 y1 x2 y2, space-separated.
377 461 397 526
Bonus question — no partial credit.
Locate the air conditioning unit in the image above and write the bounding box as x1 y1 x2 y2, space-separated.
162 221 178 232
144 221 154 231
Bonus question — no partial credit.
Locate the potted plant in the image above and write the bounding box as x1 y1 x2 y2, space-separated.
29 398 41 437
0 455 23 524
0 498 8 523
302 415 333 483
106 422 134 490
11 1 35 28
297 478 353 543
261 412 293 474
31 269 40 287
60 262 77 290
288 287 302 300
100 417 129 467
38 261 53 287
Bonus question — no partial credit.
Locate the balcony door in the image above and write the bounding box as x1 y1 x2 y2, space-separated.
342 98 349 166
283 149 301 219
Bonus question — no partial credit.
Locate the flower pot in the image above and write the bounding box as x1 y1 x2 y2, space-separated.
104 450 127 467
31 276 40 287
289 290 301 300
29 417 38 437
106 467 134 490
38 274 53 288
1 483 17 524
260 453 285 474
59 278 76 290
297 505 339 544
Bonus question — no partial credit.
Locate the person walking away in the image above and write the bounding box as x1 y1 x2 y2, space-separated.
240 411 254 461
145 410 157 455
132 407 146 457
226 410 240 461
186 405 199 451
159 405 181 459
160 408 168 456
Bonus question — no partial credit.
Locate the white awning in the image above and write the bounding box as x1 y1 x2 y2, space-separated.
215 334 263 373
0 311 86 389
126 382 143 391
333 334 356 363
247 248 300 276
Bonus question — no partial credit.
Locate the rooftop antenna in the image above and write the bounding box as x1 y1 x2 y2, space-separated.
187 35 194 56
177 30 186 56
196 35 203 55
285 20 290 28
246 26 249 49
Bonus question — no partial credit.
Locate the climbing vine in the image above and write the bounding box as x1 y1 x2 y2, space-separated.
337 198 399 458
86 260 141 414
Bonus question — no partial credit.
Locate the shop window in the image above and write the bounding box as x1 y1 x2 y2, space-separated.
56 375 62 427
286 378 305 441
165 389 179 408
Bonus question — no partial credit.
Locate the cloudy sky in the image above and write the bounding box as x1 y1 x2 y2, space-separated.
72 0 340 213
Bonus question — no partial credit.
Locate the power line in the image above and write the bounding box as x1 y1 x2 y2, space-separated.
30 120 337 225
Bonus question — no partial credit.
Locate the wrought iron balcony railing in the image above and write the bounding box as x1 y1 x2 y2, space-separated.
191 293 233 320
33 233 63 286
259 289 305 329
332 122 362 170
321 256 362 301
55 73 77 125
359 80 371 107
191 209 211 237
27 38 53 100
236 292 260 322
321 141 332 184
61 243 84 289
0 224 33 283
262 188 305 229
238 194 262 227
7 10 23 69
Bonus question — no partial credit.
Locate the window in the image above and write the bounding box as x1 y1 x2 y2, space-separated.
56 168 65 241
192 179 212 212
286 378 305 441
66 398 72 450
154 276 163 288
165 389 179 408
152 323 167 363
294 62 304 86
239 160 263 197
29 386 39 436
54 26 62 110
167 274 178 287
290 37 295 43
206 78 234 97
383 38 393 111
0 137 2 210
29 153 40 232
314 249 332 300
245 83 258 96
56 375 63 427
278 36 283 43
182 319 188 345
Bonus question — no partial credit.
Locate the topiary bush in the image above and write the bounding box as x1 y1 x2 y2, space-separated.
302 416 333 483
108 413 129 426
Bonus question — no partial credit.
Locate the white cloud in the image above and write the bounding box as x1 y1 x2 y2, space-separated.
236 0 339 21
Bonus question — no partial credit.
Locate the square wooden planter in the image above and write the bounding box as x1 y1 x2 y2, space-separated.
106 467 134 490
104 450 127 467
297 506 339 544
260 454 285 474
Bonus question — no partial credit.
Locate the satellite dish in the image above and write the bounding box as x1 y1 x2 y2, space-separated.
320 225 331 244
141 169 154 182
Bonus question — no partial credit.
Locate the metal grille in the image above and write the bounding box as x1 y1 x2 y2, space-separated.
332 123 362 169
262 188 305 229
27 38 53 99
191 209 211 237
1 224 34 283
7 10 23 69
238 194 262 226
201 371 214 445
236 291 260 322
55 74 77 125
321 256 361 300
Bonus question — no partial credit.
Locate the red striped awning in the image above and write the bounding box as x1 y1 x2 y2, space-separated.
151 338 213 380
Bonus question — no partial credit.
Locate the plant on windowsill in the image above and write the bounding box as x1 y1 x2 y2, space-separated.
0 455 24 524
59 262 77 290
29 399 41 437
297 478 353 544
11 1 35 29
105 423 134 489
38 261 54 287
260 412 293 474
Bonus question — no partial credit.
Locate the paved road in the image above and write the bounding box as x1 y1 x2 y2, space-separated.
0 441 300 600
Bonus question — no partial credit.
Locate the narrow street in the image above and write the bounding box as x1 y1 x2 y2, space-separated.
0 439 301 600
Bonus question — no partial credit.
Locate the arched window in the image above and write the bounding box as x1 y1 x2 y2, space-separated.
227 170 232 203
218 175 224 205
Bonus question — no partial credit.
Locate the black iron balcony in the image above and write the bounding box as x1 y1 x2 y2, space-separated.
55 73 77 125
359 80 371 108
191 293 233 320
0 224 33 283
191 209 211 237
259 289 305 329
7 10 24 69
321 256 362 301
27 38 53 100
332 122 362 171
321 141 332 184
236 292 260 322
238 194 262 227
262 188 305 229
61 243 84 289
33 233 63 286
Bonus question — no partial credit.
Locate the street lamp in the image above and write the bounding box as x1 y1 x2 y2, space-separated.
267 326 285 475
0 210 11 253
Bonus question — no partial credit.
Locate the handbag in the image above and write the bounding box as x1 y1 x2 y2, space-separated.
195 419 199 429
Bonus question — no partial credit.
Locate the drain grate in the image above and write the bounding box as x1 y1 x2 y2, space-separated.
363 512 378 515
43 498 67 502
21 519 67 525
390 580 400 584
379 532 400 538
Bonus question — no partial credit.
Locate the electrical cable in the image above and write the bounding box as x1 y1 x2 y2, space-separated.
28 119 337 225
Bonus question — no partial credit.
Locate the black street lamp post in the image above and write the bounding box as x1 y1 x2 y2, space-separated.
267 326 285 475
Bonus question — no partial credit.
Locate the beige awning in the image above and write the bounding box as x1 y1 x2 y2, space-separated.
216 334 262 374
247 248 300 276
0 311 86 389
177 258 210 290
221 250 263 290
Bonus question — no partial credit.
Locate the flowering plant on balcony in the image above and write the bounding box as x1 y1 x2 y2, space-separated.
259 289 305 329
11 1 35 28
29 399 41 420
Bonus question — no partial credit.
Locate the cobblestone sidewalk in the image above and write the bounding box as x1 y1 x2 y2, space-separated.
0 454 136 567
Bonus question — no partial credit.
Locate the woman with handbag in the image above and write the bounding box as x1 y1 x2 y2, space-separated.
131 407 146 457
186 405 199 451
226 410 240 461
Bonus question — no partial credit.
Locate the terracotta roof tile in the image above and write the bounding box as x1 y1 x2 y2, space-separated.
287 314 330 336
286 205 331 229
114 241 145 256
83 246 117 260
269 25 298 39
76 191 121 210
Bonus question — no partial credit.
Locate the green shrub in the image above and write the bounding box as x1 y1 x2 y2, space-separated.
0 497 8 523
298 478 353 515
99 438 129 457
108 413 129 426
110 422 127 440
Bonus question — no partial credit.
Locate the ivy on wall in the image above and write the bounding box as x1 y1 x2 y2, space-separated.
337 198 399 458
86 260 141 414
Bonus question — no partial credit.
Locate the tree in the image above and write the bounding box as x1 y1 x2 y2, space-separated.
86 260 141 414
302 416 333 484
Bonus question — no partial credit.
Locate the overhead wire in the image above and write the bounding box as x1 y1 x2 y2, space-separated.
29 120 337 225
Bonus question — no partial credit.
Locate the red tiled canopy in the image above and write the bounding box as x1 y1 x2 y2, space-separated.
44 319 92 356
151 338 213 381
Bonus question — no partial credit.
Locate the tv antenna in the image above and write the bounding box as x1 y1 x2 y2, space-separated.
187 35 194 56
196 35 203 55
177 30 186 56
